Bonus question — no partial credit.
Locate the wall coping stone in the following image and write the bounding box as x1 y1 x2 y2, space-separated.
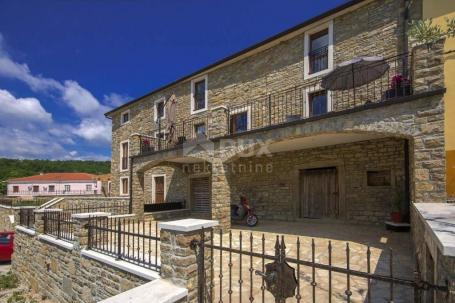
37 234 74 250
81 249 160 280
98 279 187 303
413 203 455 257
34 208 62 213
0 205 35 210
109 214 136 219
158 218 219 232
71 212 111 219
15 225 36 236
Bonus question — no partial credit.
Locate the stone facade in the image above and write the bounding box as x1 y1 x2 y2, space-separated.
109 0 417 195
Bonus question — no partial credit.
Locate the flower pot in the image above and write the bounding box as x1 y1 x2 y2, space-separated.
390 212 403 223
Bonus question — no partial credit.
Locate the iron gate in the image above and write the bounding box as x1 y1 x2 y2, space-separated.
192 228 448 303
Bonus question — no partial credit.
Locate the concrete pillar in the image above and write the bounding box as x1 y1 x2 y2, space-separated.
211 159 231 230
159 219 218 303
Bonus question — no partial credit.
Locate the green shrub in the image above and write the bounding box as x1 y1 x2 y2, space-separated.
0 271 18 290
7 292 26 303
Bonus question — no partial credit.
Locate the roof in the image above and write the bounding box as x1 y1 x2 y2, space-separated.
8 173 96 183
105 0 367 117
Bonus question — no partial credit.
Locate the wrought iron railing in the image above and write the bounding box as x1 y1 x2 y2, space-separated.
88 217 160 271
139 53 414 155
63 201 130 215
144 200 186 213
43 211 75 242
19 208 35 229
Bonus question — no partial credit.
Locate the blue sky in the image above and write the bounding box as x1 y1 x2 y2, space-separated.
0 0 346 161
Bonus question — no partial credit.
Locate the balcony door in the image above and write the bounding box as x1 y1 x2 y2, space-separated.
300 167 339 218
154 176 165 203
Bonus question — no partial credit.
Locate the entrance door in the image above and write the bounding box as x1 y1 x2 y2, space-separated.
154 176 165 203
191 177 210 213
300 167 338 218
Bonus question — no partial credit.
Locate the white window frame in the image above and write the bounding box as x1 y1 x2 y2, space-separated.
190 75 208 115
304 85 332 118
151 174 166 203
154 130 168 140
120 176 129 196
119 140 130 172
193 122 207 138
120 109 131 125
229 106 251 132
153 97 166 122
304 20 334 80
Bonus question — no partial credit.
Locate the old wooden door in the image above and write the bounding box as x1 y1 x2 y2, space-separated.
300 167 338 218
154 176 165 203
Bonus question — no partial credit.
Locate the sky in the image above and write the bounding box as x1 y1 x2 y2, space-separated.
0 0 346 161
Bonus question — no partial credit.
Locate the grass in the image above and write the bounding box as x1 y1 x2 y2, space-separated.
0 271 18 290
7 292 26 303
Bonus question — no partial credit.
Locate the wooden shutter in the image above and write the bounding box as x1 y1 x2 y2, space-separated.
191 177 210 213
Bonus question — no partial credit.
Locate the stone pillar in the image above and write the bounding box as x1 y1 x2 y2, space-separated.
412 39 445 94
71 212 110 249
129 134 142 157
159 219 218 303
211 158 231 230
209 106 229 138
33 209 62 234
131 168 145 218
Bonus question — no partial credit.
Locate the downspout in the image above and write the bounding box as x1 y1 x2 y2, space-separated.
402 0 411 78
404 139 411 222
129 156 133 214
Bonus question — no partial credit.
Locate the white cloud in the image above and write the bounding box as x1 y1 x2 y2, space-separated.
103 92 130 107
0 89 52 126
0 32 127 158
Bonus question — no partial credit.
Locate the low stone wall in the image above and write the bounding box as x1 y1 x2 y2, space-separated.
12 212 155 303
51 197 130 208
411 204 455 302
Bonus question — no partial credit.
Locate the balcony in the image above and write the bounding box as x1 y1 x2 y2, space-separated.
139 53 418 156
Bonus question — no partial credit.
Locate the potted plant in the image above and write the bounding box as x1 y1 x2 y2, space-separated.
408 17 455 50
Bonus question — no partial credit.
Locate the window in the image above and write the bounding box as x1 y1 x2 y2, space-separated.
120 110 130 125
155 131 168 140
120 177 129 196
194 123 206 137
230 111 248 134
48 185 55 192
86 184 92 191
309 91 328 117
64 185 71 192
367 170 391 186
120 141 129 171
304 21 333 79
309 29 329 74
154 98 165 121
191 76 208 114
33 185 39 192
13 186 19 193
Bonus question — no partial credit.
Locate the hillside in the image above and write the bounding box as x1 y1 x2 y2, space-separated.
0 158 111 194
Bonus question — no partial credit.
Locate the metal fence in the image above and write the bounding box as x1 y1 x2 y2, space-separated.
193 228 448 303
43 211 75 242
63 201 129 215
144 200 186 213
88 218 160 271
19 208 35 229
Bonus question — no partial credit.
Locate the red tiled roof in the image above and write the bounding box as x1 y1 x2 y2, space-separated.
8 173 96 182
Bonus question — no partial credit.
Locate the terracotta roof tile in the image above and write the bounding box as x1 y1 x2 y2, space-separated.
8 173 96 182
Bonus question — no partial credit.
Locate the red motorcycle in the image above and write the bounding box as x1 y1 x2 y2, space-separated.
231 196 258 227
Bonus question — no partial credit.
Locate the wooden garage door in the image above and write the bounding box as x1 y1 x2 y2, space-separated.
191 177 210 213
300 167 339 218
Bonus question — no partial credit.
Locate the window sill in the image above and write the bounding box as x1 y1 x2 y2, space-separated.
190 108 208 115
304 68 332 80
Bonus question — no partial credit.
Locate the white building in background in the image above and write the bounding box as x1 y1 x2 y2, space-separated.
7 173 102 197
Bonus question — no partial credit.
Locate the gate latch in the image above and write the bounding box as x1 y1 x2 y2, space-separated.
255 259 298 300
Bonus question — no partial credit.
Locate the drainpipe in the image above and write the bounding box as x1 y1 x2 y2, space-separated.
129 156 133 214
404 139 411 222
401 0 411 78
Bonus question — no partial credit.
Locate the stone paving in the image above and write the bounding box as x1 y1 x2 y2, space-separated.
207 220 414 303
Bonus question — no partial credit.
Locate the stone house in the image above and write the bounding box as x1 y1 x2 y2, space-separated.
105 0 447 229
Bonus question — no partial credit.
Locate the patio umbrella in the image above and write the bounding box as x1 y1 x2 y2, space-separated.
165 94 177 144
321 56 389 91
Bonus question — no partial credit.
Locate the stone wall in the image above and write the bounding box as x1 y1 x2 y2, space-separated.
13 231 147 303
227 137 406 223
0 206 17 231
109 0 409 196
